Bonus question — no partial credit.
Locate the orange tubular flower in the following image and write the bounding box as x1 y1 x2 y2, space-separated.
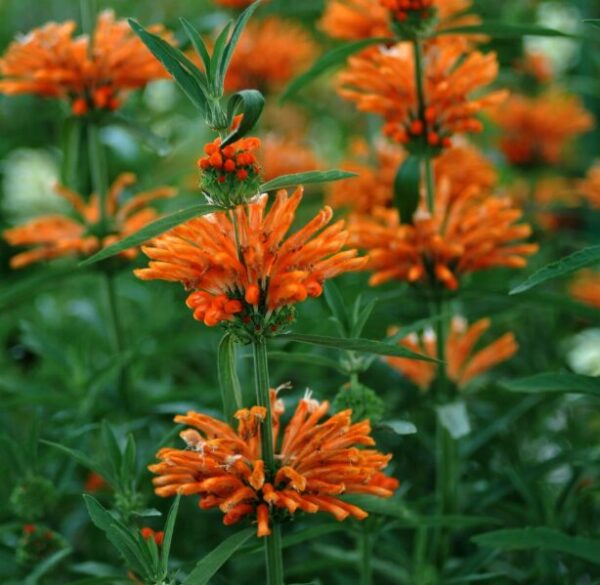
387 317 518 390
579 164 600 209
492 92 594 167
3 173 176 269
134 188 366 333
149 393 398 537
570 270 600 310
224 18 317 94
348 180 538 290
338 42 507 153
0 11 171 115
260 133 320 183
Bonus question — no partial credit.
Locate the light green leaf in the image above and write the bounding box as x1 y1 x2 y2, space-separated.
222 89 265 146
394 155 421 225
510 245 600 295
381 420 417 435
217 334 244 422
502 373 600 398
436 401 471 439
280 333 437 362
182 528 255 585
472 527 600 564
80 203 221 266
281 37 391 101
260 169 358 192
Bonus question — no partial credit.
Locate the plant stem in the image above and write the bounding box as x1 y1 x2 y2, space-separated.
252 338 285 585
87 122 109 233
358 526 373 585
103 272 131 412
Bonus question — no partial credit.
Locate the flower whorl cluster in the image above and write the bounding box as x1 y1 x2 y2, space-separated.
149 393 399 537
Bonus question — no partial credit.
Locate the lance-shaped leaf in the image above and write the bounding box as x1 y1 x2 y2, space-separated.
267 350 346 374
502 373 600 398
472 527 600 565
260 170 358 192
281 37 392 101
217 334 244 422
160 495 181 576
510 245 600 295
182 527 255 585
80 203 221 266
437 22 582 39
323 280 350 337
180 17 212 74
583 19 600 30
221 89 265 146
210 22 233 94
129 20 209 113
279 333 437 362
394 155 421 225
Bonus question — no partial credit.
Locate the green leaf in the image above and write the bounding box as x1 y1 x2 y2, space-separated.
222 89 265 146
160 495 181 575
267 351 346 374
323 281 350 337
80 203 221 266
381 420 417 435
437 21 582 39
180 17 212 74
394 155 421 225
182 527 255 585
510 245 600 295
217 334 244 422
128 19 209 112
281 37 391 101
472 527 600 565
501 373 600 398
24 548 72 585
260 169 358 192
351 298 377 339
436 401 471 439
120 434 136 487
280 333 437 362
101 421 122 484
583 19 600 30
210 22 233 94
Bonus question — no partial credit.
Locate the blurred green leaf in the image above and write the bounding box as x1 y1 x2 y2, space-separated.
583 19 600 30
472 527 600 564
381 420 418 435
394 155 421 225
218 334 244 422
267 351 346 374
502 373 600 398
24 548 72 585
324 281 350 337
438 22 582 39
260 170 358 192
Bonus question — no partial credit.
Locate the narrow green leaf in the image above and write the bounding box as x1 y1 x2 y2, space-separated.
281 37 392 101
510 245 600 295
394 155 421 225
128 20 209 112
437 21 582 39
583 19 600 30
160 494 181 575
267 350 346 374
180 17 212 73
217 334 244 422
280 333 437 362
501 373 600 398
323 281 350 337
182 527 255 585
24 548 72 585
260 170 358 192
351 298 376 339
101 421 122 484
80 203 221 266
120 434 136 486
222 89 265 146
210 21 233 93
472 527 600 565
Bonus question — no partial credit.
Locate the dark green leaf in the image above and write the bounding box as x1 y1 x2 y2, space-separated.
394 155 421 225
351 298 377 339
24 548 72 585
502 373 600 398
583 19 600 30
323 281 350 337
160 494 181 575
217 334 244 422
281 37 391 101
437 22 582 39
260 170 358 192
472 527 600 565
210 22 233 94
510 245 600 294
80 203 221 266
222 89 265 146
180 18 211 74
42 441 114 487
182 527 255 585
280 333 437 362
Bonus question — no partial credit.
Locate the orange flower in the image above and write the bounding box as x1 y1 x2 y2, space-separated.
570 270 600 310
0 11 171 115
321 0 479 42
3 173 175 269
579 164 600 209
84 472 108 493
149 392 398 537
338 42 507 152
135 188 365 331
260 133 320 183
140 527 165 546
492 92 594 166
387 317 518 390
348 181 537 290
224 18 317 93
328 141 496 214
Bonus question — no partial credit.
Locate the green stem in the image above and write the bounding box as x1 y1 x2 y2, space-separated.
252 338 285 585
87 122 109 233
103 271 131 412
358 526 373 585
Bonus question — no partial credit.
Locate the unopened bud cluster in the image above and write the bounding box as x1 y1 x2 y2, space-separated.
379 0 439 37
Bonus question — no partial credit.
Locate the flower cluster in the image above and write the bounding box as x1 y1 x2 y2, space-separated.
3 174 175 268
197 136 262 207
0 11 171 116
338 42 506 154
149 392 398 537
135 188 365 336
379 0 437 26
387 317 518 389
348 180 537 290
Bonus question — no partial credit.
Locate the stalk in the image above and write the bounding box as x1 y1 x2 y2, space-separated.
358 526 373 585
87 122 109 233
252 338 285 585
